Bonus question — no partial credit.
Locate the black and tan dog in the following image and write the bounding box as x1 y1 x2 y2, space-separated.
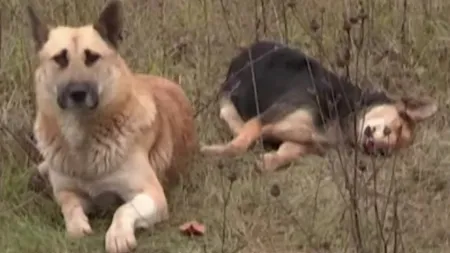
201 41 438 171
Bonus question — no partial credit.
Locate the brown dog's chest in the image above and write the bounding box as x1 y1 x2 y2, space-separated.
35 113 148 179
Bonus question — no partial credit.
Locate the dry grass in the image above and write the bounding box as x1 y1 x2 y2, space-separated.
1 0 450 252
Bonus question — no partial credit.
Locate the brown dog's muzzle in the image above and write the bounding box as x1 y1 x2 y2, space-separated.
57 81 99 110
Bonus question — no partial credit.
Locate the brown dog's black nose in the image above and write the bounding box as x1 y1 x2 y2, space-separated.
57 81 99 110
69 90 88 103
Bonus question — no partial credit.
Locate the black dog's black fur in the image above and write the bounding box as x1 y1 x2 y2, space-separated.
220 41 394 148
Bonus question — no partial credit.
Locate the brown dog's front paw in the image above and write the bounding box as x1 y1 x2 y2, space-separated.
66 214 93 238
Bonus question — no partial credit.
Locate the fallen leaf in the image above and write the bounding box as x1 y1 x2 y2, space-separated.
179 220 206 236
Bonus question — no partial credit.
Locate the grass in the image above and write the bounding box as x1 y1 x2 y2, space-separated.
1 0 450 252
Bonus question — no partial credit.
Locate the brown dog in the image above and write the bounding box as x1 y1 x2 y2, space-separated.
27 1 197 252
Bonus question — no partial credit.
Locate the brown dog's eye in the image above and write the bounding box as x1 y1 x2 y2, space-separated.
84 49 101 67
51 49 69 68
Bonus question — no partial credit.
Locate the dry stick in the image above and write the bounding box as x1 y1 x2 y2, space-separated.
268 0 283 41
253 0 260 42
219 0 238 47
288 4 328 66
386 134 405 252
391 160 399 253
371 159 388 252
335 17 368 252
276 199 316 246
371 157 388 252
0 6 2 68
342 12 365 252
389 3 410 252
393 185 399 253
259 0 268 36
0 8 4 150
311 175 324 232
193 46 281 118
0 187 51 217
365 6 394 242
359 3 376 242
203 0 211 89
63 0 68 25
281 0 288 44
257 4 281 252
400 0 408 46
247 37 266 167
291 5 353 244
159 0 167 76
202 0 230 252
220 176 235 253
263 194 277 253
354 7 371 251
319 7 325 59
291 4 354 249
0 123 41 165
194 0 239 118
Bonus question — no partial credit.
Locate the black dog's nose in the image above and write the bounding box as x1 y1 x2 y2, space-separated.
364 126 373 137
69 90 88 103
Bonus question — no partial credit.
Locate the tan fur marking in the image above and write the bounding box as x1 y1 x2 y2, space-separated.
219 97 244 136
230 118 262 149
261 109 330 151
200 117 262 156
257 142 310 171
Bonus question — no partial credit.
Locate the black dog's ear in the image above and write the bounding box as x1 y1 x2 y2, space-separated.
398 96 438 122
27 5 49 51
93 0 124 48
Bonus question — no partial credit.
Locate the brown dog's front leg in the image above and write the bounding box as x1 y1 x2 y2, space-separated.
55 190 93 238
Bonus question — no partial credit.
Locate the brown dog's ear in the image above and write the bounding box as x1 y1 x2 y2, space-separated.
398 96 438 122
27 6 49 51
93 0 123 49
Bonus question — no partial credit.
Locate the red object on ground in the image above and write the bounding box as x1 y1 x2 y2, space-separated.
179 220 206 236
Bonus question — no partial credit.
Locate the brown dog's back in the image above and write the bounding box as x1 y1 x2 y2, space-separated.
135 74 197 185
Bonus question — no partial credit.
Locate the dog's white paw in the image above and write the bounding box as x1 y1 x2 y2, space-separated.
256 153 279 172
200 143 243 157
200 144 226 154
65 214 93 238
105 222 137 253
200 144 229 155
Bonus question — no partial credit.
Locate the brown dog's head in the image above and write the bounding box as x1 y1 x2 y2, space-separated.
27 1 127 113
357 96 437 156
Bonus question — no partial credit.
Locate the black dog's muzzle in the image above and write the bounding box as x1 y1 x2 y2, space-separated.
57 82 99 110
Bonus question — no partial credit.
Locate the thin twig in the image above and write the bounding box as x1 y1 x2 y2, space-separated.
400 0 408 45
203 0 211 85
0 6 2 68
253 0 260 41
260 0 267 36
281 0 289 44
219 0 238 47
194 46 282 118
220 178 235 253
